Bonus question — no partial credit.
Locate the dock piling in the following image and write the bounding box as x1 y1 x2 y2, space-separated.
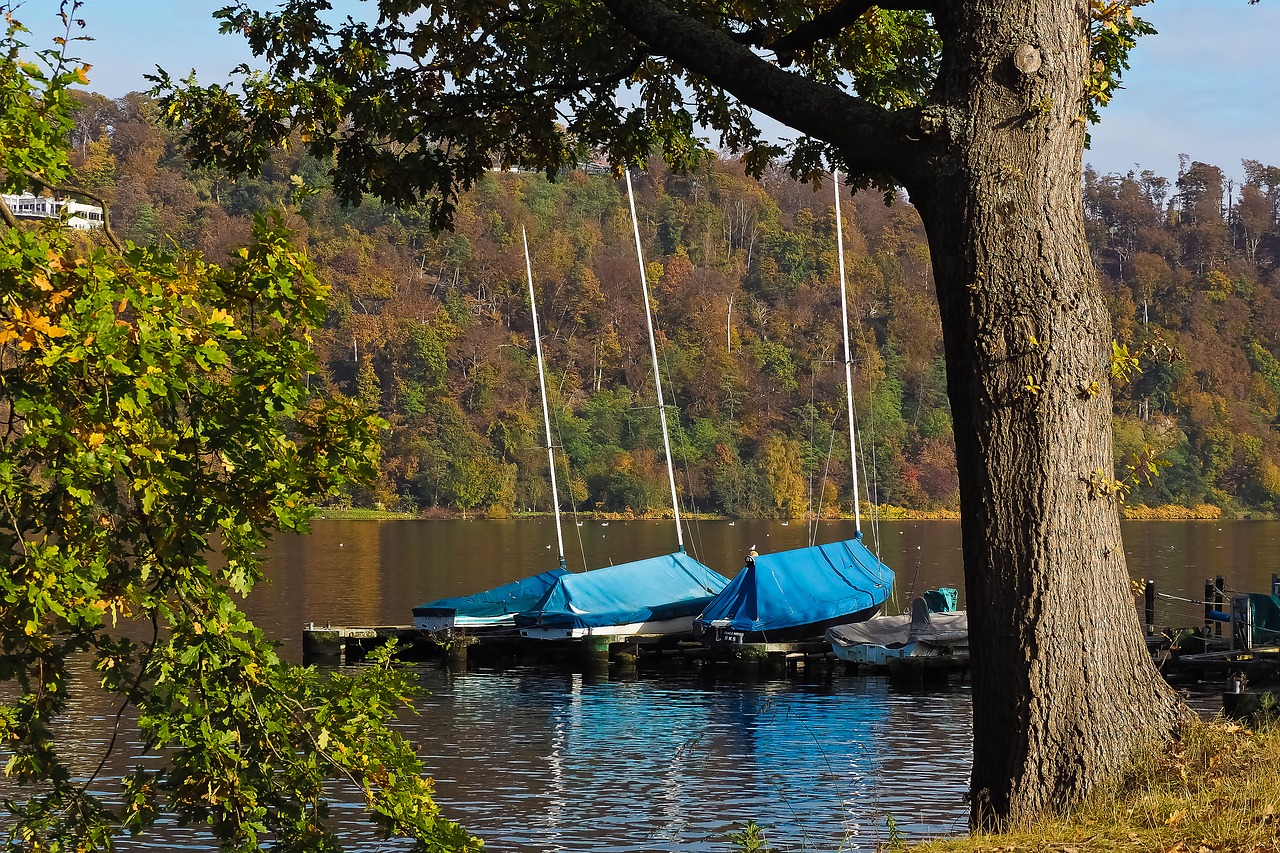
1272 573 1279 598
1204 579 1214 634
1144 580 1156 634
1215 576 1226 638
584 637 613 666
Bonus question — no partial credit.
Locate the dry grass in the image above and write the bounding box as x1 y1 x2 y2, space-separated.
910 717 1280 853
1121 504 1223 520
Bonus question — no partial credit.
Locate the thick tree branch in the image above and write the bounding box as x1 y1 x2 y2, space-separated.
769 0 941 56
597 0 928 181
0 195 17 229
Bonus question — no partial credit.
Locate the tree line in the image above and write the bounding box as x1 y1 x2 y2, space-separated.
67 91 1280 519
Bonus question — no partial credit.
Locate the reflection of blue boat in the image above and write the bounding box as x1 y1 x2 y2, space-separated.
517 552 728 639
412 569 569 632
694 535 892 643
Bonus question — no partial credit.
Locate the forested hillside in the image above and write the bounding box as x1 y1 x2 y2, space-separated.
65 92 1280 517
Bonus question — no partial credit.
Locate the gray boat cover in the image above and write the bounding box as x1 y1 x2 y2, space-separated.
827 596 968 648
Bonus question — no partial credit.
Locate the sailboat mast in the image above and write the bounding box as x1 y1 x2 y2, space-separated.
833 171 863 533
625 170 685 552
523 227 566 568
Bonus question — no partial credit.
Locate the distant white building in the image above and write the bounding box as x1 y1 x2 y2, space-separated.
2 192 104 230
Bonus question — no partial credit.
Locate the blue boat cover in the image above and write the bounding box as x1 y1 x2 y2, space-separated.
515 552 729 630
412 568 570 619
695 536 893 634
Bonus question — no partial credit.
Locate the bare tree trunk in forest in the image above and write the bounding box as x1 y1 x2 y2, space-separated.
902 0 1185 826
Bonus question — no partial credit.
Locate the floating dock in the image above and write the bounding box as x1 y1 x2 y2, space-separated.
300 622 967 684
302 623 426 665
301 573 1280 698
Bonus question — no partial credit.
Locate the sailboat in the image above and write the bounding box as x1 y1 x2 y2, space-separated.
411 227 572 633
516 172 728 640
694 170 894 644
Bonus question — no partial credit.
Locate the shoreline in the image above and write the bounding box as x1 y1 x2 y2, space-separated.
312 503 1245 522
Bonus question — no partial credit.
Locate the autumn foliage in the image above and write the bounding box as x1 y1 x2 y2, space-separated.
54 91 1280 519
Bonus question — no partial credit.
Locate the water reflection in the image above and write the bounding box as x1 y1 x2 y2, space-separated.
9 519 1278 851
413 665 970 852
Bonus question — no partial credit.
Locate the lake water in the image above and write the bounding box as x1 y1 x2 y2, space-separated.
16 519 1280 851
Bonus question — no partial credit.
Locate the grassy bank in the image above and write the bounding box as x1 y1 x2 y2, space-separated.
906 718 1280 853
1120 504 1224 520
311 507 419 520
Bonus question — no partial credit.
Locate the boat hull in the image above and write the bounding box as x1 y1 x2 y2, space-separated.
830 639 969 666
695 602 883 645
519 614 698 640
414 613 520 633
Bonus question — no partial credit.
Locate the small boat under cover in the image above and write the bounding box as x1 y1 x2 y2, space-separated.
694 535 893 644
413 568 570 632
827 594 968 666
516 552 728 639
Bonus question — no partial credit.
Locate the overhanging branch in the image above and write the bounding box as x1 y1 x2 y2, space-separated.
31 179 122 251
0 196 17 229
597 0 926 181
769 0 941 57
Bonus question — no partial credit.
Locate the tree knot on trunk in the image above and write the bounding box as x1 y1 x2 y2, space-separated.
1012 44 1042 77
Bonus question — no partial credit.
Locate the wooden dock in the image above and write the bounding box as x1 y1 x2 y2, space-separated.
299 623 966 680
301 623 428 665
302 574 1280 689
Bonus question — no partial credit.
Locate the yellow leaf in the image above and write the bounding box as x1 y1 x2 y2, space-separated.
1165 808 1186 826
87 432 105 449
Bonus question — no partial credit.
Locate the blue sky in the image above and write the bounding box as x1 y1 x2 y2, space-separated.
20 0 1279 183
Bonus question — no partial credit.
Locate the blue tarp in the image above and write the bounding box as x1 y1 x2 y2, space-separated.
695 536 893 635
514 552 729 630
413 568 570 620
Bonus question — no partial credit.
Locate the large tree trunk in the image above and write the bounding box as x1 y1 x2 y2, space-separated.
903 0 1184 828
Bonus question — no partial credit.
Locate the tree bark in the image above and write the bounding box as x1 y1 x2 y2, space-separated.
901 0 1184 827
597 0 1188 827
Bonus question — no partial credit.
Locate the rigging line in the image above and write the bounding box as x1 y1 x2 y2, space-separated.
544 334 589 569
812 417 840 549
806 363 819 547
852 379 883 558
655 334 708 563
672 407 709 563
833 168 861 534
550 400 590 573
1155 591 1226 607
523 226 566 568
625 168 684 553
850 358 891 608
833 168 893 605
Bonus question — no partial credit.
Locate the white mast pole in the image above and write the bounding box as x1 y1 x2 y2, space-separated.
625 170 685 552
523 227 566 568
834 171 863 534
